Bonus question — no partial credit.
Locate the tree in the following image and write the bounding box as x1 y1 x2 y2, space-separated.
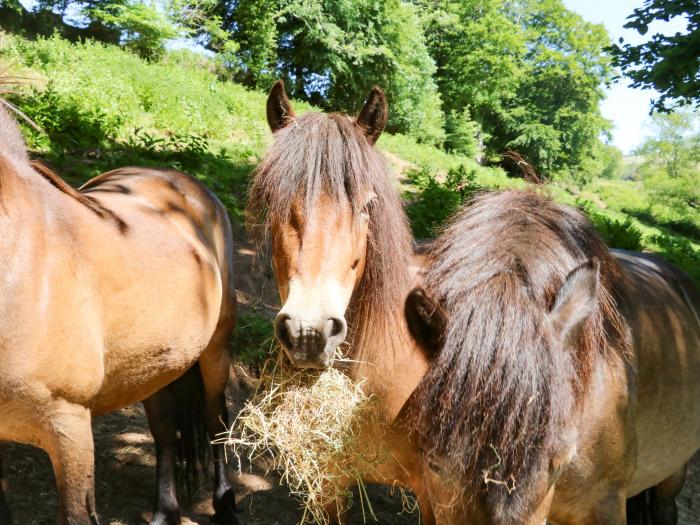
0 0 181 60
637 108 700 214
510 0 612 172
638 108 699 178
188 0 445 143
86 1 180 60
611 0 700 112
418 0 612 174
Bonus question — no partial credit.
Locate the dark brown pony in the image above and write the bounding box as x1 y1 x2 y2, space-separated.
0 106 238 525
402 191 700 524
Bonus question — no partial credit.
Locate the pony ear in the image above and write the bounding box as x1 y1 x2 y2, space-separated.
405 287 447 358
549 258 600 345
355 86 388 145
267 80 296 132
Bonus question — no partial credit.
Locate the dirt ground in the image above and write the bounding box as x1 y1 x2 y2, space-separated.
4 224 700 525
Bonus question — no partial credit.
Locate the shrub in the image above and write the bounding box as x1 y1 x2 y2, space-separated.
577 199 643 251
406 164 482 238
15 82 122 151
649 235 700 284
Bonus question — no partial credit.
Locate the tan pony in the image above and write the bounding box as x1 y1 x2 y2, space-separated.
248 81 435 522
0 106 238 525
401 191 700 525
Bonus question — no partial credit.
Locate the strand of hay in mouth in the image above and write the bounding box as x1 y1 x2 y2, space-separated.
215 355 380 524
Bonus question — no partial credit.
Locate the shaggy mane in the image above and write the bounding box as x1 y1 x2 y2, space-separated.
408 190 629 519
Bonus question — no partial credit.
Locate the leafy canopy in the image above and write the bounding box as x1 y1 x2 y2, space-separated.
612 0 700 112
186 0 445 143
418 0 612 174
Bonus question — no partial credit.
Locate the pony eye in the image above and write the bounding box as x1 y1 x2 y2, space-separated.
363 193 377 214
427 458 443 474
351 258 360 270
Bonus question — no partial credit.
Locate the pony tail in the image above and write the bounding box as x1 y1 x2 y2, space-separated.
170 362 210 503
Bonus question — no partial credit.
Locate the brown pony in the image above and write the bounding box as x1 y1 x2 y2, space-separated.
248 81 435 522
0 106 238 525
402 190 700 524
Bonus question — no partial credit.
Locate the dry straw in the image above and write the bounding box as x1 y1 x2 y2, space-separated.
215 355 381 524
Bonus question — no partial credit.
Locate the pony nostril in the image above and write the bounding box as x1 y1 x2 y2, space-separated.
275 314 294 350
329 317 346 338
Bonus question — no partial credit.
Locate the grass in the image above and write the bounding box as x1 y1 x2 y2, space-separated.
232 312 277 368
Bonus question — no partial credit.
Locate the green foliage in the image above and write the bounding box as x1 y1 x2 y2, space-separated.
188 0 445 143
635 109 700 239
1 0 180 59
14 82 123 151
623 208 700 241
637 109 700 178
231 312 276 367
405 164 483 238
124 127 210 168
577 199 644 251
444 109 480 157
611 0 700 112
169 0 239 59
419 0 612 175
575 142 624 187
649 234 700 283
3 34 281 147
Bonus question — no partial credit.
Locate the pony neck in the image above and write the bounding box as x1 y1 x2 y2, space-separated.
347 250 430 421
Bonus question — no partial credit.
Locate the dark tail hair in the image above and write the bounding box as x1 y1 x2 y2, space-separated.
169 362 210 503
626 490 652 525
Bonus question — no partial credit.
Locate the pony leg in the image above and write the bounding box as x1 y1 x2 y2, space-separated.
0 445 12 525
45 401 99 525
198 325 237 525
626 489 651 525
143 390 181 525
650 466 685 525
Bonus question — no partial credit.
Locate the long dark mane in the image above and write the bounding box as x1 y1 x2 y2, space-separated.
409 191 629 518
247 111 413 367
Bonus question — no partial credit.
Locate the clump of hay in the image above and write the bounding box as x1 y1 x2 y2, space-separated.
216 357 381 524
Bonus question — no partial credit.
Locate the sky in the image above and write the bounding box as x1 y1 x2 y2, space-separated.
562 0 688 154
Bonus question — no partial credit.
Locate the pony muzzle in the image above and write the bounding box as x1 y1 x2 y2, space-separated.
274 314 347 369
